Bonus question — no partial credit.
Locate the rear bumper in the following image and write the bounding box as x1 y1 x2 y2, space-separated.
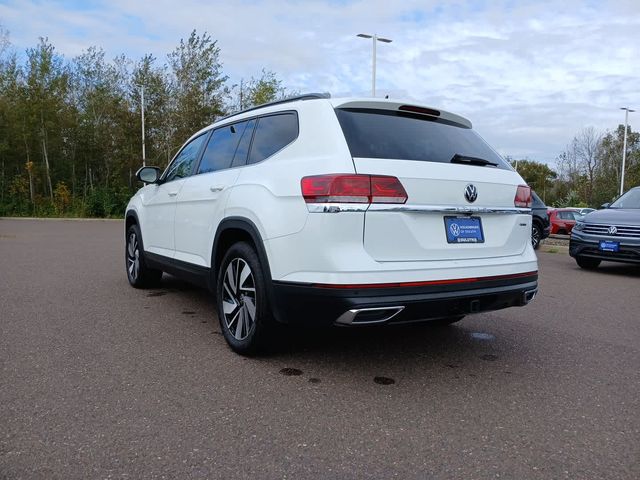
271 272 538 327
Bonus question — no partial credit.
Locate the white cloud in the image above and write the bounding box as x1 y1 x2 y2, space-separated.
1 0 639 164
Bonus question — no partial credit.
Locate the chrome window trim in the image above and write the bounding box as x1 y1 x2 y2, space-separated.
306 203 531 214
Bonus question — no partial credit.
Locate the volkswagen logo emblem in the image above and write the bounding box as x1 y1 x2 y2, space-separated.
464 184 478 203
608 225 618 235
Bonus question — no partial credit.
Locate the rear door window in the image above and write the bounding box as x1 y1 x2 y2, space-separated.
198 121 248 174
231 119 256 168
247 113 298 165
335 108 510 170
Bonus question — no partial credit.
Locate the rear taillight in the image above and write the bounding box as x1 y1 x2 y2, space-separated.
514 185 532 208
301 174 407 204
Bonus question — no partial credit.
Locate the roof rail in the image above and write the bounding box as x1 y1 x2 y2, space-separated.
219 92 331 122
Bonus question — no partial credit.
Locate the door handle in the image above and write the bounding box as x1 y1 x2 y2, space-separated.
210 186 225 192
168 191 178 197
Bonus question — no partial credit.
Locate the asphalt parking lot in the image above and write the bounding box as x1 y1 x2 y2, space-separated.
1 218 639 480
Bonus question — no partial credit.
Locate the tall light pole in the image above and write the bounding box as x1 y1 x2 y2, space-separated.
357 33 392 97
136 84 146 167
620 107 635 196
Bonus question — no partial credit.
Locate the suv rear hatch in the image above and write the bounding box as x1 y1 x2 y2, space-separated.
334 102 530 262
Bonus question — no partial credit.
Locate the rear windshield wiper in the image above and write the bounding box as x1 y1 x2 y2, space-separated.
450 153 498 167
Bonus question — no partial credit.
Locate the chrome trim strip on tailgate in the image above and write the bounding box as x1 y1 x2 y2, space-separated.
307 203 531 214
367 204 531 214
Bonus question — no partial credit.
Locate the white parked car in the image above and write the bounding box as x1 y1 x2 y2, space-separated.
125 94 538 354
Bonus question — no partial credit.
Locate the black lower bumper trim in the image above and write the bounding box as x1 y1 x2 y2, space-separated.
271 274 538 326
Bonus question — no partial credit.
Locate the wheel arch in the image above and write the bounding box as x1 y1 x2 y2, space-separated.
532 216 543 229
212 217 273 285
212 217 284 323
125 209 140 236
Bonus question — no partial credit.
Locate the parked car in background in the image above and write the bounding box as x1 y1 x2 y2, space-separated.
570 186 640 269
125 94 539 355
549 208 583 235
530 191 550 249
578 208 595 215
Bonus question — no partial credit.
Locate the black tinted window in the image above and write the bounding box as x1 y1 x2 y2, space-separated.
531 191 545 208
335 108 509 170
231 119 256 168
248 113 298 165
198 121 247 174
164 133 208 182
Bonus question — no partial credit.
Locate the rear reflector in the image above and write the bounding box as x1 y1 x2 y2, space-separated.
301 174 407 204
312 271 538 289
514 185 532 208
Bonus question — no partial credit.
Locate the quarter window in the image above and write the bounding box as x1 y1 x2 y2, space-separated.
198 121 248 174
247 113 298 165
164 134 208 182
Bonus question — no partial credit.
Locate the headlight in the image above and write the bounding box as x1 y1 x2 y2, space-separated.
573 222 585 231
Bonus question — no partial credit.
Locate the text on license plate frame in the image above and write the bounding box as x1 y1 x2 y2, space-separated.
444 216 485 244
599 240 620 252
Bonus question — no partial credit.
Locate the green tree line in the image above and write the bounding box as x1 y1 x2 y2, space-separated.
511 124 640 208
1 26 638 217
0 28 291 217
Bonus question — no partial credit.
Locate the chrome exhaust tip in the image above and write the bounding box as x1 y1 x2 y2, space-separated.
523 289 537 305
335 306 405 325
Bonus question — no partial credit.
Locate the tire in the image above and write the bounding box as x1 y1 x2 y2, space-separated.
576 256 601 270
216 242 273 355
531 223 542 250
125 224 163 288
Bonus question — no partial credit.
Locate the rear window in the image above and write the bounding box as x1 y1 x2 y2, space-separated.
335 108 510 170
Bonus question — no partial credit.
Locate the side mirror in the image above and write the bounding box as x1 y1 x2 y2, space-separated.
135 166 161 184
600 203 610 209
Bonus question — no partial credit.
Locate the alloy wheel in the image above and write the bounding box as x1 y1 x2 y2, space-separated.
127 232 140 281
222 258 257 341
532 225 541 249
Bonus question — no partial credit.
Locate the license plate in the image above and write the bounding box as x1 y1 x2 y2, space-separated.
599 240 619 252
444 216 484 244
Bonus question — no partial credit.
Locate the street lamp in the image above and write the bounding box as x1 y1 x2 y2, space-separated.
620 107 635 196
135 84 146 167
357 33 392 97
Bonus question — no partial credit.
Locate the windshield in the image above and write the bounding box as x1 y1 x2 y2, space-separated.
610 188 640 209
335 108 511 170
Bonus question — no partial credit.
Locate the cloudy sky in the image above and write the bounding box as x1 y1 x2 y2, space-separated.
1 0 638 164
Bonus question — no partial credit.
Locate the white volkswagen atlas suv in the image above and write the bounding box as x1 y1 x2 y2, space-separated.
125 94 538 354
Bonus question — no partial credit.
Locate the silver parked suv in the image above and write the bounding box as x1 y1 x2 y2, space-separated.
570 186 640 269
